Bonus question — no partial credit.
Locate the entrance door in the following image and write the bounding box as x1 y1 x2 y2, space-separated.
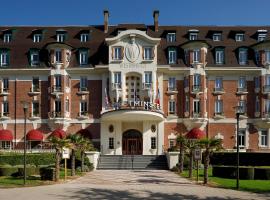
122 129 142 155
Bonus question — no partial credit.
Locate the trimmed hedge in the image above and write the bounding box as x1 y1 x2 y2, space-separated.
213 166 270 180
210 152 270 166
40 167 55 181
0 153 55 166
17 167 39 177
0 166 18 176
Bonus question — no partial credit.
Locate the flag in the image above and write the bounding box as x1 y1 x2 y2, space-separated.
155 88 160 105
104 87 109 109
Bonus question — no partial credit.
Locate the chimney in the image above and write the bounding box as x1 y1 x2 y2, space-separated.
153 10 159 32
104 10 109 33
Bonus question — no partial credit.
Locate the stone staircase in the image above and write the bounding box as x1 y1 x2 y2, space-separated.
97 155 168 170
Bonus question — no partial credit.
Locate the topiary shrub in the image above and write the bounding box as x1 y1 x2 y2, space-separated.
254 168 270 180
17 166 38 177
0 165 18 176
40 167 55 181
212 166 255 180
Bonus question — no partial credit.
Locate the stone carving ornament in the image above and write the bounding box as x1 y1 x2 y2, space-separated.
125 36 140 63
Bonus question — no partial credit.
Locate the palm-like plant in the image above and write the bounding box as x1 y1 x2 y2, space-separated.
49 137 71 182
185 139 198 178
77 138 94 172
67 134 83 176
199 138 222 184
176 135 187 173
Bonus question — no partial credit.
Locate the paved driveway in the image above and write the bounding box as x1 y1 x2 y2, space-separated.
0 170 269 200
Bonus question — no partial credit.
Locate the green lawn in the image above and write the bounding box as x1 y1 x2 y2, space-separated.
180 168 270 193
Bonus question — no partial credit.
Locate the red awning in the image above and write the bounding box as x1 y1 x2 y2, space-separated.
186 128 206 140
77 129 92 139
26 129 43 141
0 130 13 141
51 129 66 139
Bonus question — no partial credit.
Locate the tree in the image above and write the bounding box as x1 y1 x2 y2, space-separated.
176 135 187 173
67 134 83 176
77 137 94 172
49 137 71 182
185 139 198 178
199 138 222 184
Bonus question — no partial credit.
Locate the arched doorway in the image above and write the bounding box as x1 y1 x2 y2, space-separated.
122 129 142 155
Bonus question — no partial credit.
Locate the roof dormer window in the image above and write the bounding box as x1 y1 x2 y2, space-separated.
213 33 222 41
188 29 199 41
56 30 66 43
33 34 42 43
80 33 89 42
167 32 176 42
257 30 267 42
3 33 12 43
235 33 244 42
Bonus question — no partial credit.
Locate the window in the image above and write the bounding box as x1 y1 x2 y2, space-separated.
54 75 61 92
193 100 200 114
215 77 223 90
151 137 156 149
169 100 176 114
266 51 270 63
33 34 42 42
255 96 260 113
2 78 9 93
167 33 176 42
238 77 246 89
185 96 189 113
235 33 244 41
144 72 152 89
109 137 114 149
169 139 175 148
239 48 248 65
194 74 201 86
0 141 11 149
258 32 267 42
55 49 62 63
144 47 153 60
30 51 39 66
65 99 69 112
55 100 61 113
239 100 246 114
32 77 39 92
193 49 200 63
114 72 121 89
3 34 11 43
260 130 268 147
80 33 89 42
213 33 222 41
255 77 260 89
184 77 189 88
80 101 88 114
168 47 177 64
215 49 224 64
265 99 270 114
215 100 223 114
0 50 9 66
189 33 198 40
168 77 176 91
79 50 88 65
2 101 9 117
32 101 39 117
80 76 88 91
57 33 65 42
112 47 122 60
238 130 246 147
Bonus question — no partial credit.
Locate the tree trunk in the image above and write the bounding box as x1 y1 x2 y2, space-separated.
71 149 75 176
188 150 193 178
204 149 210 184
179 142 184 173
81 151 85 172
55 149 60 182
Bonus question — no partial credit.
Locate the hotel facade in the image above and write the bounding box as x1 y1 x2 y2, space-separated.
0 10 270 154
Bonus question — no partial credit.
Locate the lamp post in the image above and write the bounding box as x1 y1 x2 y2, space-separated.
234 105 243 190
21 101 29 185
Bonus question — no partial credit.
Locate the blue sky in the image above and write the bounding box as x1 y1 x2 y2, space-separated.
2 0 270 26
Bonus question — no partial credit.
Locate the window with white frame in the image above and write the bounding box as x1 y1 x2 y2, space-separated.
265 99 270 114
260 130 268 147
258 32 267 42
33 34 42 43
215 77 223 90
266 50 270 63
55 100 61 113
2 101 9 116
80 33 89 42
193 49 200 63
194 74 201 87
185 95 189 113
114 72 121 89
0 141 11 149
239 100 246 114
168 77 176 91
55 49 62 63
57 33 65 42
112 47 122 60
215 49 224 64
32 101 39 117
144 71 152 89
80 101 88 115
255 96 260 113
239 48 248 65
215 99 223 114
213 33 222 41
55 75 61 89
151 137 156 149
189 33 198 40
193 100 200 114
167 33 176 42
238 76 246 89
109 137 114 149
65 99 69 113
238 129 246 147
79 50 88 65
169 139 175 148
168 47 177 64
144 47 153 60
2 78 9 93
3 34 11 43
0 50 9 66
169 100 176 114
255 77 260 89
235 33 244 41
80 76 88 91
32 77 39 92
31 51 39 66
184 77 189 88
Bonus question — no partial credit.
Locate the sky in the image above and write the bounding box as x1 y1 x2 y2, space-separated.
1 0 270 26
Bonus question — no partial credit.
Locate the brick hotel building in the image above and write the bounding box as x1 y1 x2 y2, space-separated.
0 10 270 154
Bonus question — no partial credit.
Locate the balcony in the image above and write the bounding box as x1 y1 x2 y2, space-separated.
28 86 40 95
0 112 10 120
191 85 202 94
48 111 66 119
0 88 10 96
111 57 123 63
184 86 189 93
213 87 225 95
142 83 152 90
166 86 178 95
142 57 154 63
77 111 89 120
213 112 225 119
236 87 248 95
77 87 89 95
192 112 201 118
111 83 122 90
29 112 40 120
263 85 270 94
49 85 63 96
